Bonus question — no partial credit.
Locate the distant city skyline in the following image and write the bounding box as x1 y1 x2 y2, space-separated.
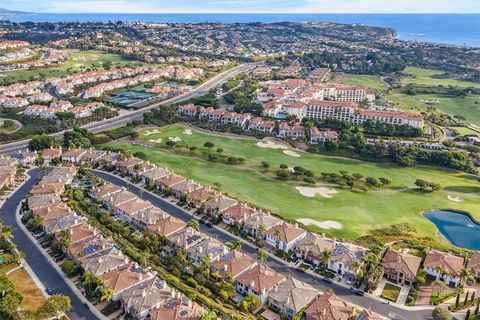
2 0 480 14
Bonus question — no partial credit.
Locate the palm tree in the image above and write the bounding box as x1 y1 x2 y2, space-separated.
101 288 113 302
351 260 363 277
227 240 243 251
320 249 332 270
58 230 71 252
257 250 268 263
459 268 473 285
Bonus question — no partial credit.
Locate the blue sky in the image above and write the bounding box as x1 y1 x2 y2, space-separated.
4 0 480 13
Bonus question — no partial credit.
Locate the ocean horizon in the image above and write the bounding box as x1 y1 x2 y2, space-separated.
2 13 479 47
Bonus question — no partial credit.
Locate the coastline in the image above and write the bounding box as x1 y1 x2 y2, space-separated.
2 13 479 47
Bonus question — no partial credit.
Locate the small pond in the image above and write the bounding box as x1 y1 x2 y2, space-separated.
423 210 480 250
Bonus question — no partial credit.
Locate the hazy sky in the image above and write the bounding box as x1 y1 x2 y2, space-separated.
3 0 480 13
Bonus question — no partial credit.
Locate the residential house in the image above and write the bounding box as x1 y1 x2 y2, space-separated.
310 128 339 144
148 297 204 320
166 227 205 252
210 250 257 279
41 147 62 164
203 194 238 217
356 309 383 320
61 148 88 163
186 237 229 266
139 167 170 185
423 249 465 287
186 186 217 207
12 149 37 165
102 189 137 211
115 157 145 174
221 202 256 226
382 249 422 286
169 180 201 199
265 222 307 253
293 232 336 266
147 215 187 238
304 292 355 320
467 251 480 279
129 207 167 230
268 277 319 319
120 277 173 319
277 122 305 140
115 198 153 223
236 264 285 303
243 211 282 239
327 243 367 278
154 174 186 192
101 262 156 301
43 212 87 235
80 247 129 276
88 183 122 202
248 117 275 134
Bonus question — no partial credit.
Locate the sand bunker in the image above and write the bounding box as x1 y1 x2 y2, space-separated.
283 150 300 157
447 195 464 202
471 124 480 129
144 129 161 136
296 186 338 198
74 63 84 67
297 218 343 230
168 137 182 142
256 141 288 150
182 129 192 135
149 138 162 143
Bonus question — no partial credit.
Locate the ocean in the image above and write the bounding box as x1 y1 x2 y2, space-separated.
3 13 479 47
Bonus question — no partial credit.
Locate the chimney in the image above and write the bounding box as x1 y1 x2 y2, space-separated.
142 289 146 298
250 280 255 288
223 264 228 272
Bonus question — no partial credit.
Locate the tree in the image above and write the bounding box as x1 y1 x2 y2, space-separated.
460 269 473 285
200 310 218 320
37 295 72 319
2 120 15 131
187 219 200 231
320 249 332 269
240 293 261 313
261 161 269 172
257 250 268 263
455 293 460 307
465 291 470 306
0 291 23 315
227 240 243 251
204 142 214 149
0 274 14 298
465 309 470 320
101 288 113 302
432 280 449 296
61 260 76 276
28 133 56 151
475 301 479 315
432 307 452 320
415 179 441 192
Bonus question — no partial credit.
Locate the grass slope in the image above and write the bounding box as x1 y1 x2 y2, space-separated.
7 268 46 312
400 67 480 89
105 124 480 241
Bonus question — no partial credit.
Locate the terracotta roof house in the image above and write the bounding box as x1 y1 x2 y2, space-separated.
154 174 186 191
67 222 98 244
102 189 137 210
423 249 465 287
327 243 367 278
236 264 285 303
32 202 71 219
166 227 205 252
115 198 153 220
265 222 307 253
467 251 480 278
88 183 122 201
304 292 355 320
42 167 77 184
267 277 319 318
148 297 204 320
61 148 88 163
147 216 187 238
210 250 257 279
186 186 217 207
31 182 65 196
382 249 422 286
120 277 173 319
293 232 336 266
115 156 144 174
27 194 62 211
101 263 156 301
170 180 201 198
68 233 116 263
43 212 87 235
130 206 168 230
80 247 129 276
186 237 229 266
220 202 257 226
139 167 170 185
41 147 62 164
203 194 238 217
243 211 282 239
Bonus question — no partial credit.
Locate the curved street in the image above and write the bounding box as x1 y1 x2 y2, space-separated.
92 170 434 320
0 168 101 320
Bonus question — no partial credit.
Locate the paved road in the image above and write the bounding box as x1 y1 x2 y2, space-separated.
0 169 101 320
0 63 256 155
93 170 433 320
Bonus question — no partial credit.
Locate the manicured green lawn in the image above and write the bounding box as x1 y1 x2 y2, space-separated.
449 126 480 136
0 49 147 85
400 67 480 89
334 73 387 91
386 91 480 127
381 283 402 302
105 124 480 240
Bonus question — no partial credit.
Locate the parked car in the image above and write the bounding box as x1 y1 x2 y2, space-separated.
46 288 55 295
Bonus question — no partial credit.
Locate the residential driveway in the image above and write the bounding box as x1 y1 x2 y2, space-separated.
417 286 433 306
93 169 434 320
0 169 101 320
